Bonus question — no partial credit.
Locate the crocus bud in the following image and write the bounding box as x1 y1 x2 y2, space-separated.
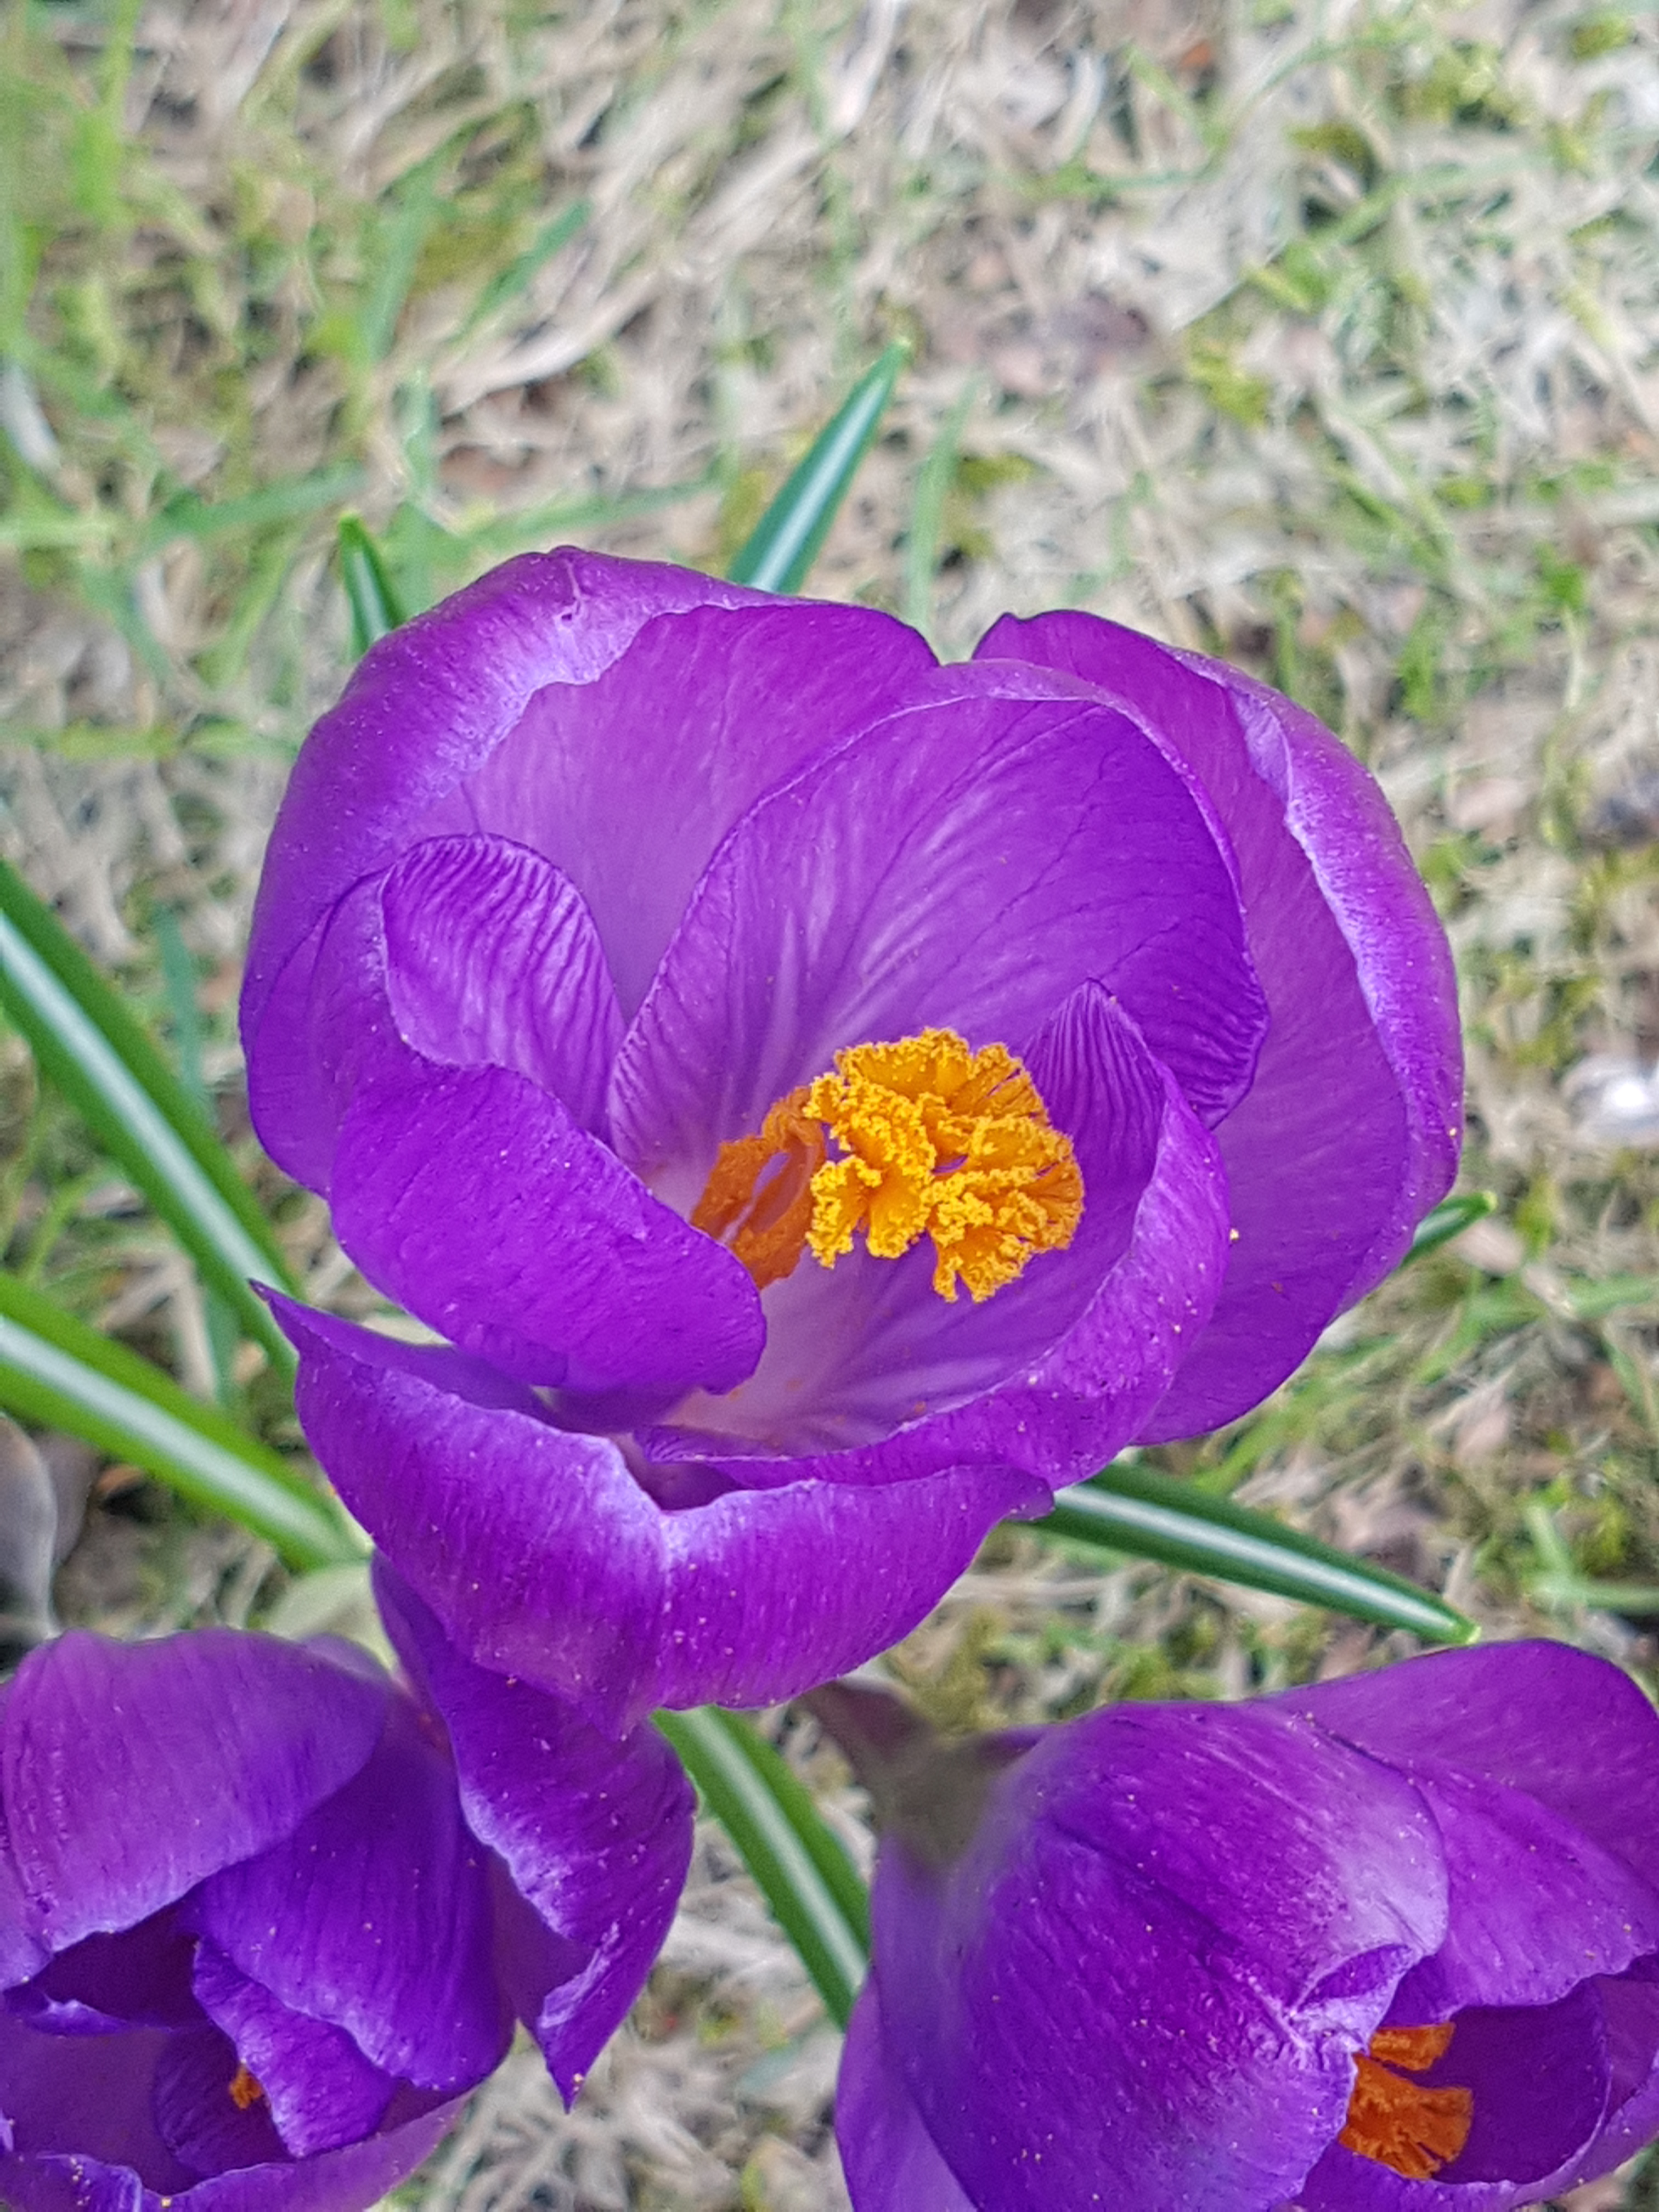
829 1644 1659 2212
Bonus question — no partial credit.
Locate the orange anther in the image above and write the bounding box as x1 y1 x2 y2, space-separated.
692 1028 1082 1303
228 2062 266 2112
1339 2023 1471 2181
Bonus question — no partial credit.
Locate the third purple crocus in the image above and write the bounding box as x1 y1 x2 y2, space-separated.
241 550 1460 1735
0 1586 690 2212
825 1641 1659 2212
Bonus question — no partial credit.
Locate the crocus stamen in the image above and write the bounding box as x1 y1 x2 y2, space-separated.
1338 2022 1472 2181
692 1027 1084 1302
690 1093 828 1291
228 2061 266 2111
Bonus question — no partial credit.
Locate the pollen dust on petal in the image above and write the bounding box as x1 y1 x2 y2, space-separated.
228 2062 266 2111
1338 2022 1471 2181
692 1027 1083 1303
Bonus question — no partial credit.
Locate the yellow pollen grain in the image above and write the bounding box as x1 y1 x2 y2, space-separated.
692 1027 1083 1302
228 2062 266 2112
1338 2023 1471 2182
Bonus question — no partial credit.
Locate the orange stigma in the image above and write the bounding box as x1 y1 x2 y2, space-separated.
228 2062 266 2112
1339 2023 1472 2182
691 1027 1083 1302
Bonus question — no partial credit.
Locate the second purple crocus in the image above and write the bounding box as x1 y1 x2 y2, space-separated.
0 1588 691 2212
242 550 1462 1733
827 1641 1659 2212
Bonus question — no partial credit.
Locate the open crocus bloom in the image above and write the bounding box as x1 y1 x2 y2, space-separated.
242 550 1460 1734
833 1642 1659 2212
0 1600 691 2212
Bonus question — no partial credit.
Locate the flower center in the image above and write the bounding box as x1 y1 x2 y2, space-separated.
691 1026 1084 1304
228 2061 266 2111
1338 2023 1472 2181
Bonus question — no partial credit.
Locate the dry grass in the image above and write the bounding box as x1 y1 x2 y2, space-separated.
3 0 1659 2202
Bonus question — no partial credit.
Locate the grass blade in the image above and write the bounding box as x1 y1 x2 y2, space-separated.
1032 1460 1476 1644
460 199 590 342
903 378 976 638
338 514 408 658
0 859 298 1372
727 342 908 594
1401 1190 1497 1266
0 1272 356 1570
655 1706 868 2024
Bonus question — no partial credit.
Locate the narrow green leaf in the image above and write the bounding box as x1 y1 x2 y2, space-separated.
338 515 408 659
153 907 239 1403
0 1273 356 1570
140 464 365 554
460 199 590 341
359 165 441 366
0 859 298 1371
1032 1461 1476 1644
903 379 976 637
655 1707 868 2024
1531 1576 1659 1616
727 342 909 595
1401 1190 1497 1265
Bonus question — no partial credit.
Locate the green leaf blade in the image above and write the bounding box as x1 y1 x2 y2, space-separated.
338 514 408 659
654 1707 868 2025
0 862 298 1370
727 343 908 595
1032 1461 1476 1645
0 1273 356 1570
1402 1190 1497 1266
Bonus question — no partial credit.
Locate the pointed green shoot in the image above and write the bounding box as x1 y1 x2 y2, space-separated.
0 1272 356 1570
1401 1190 1498 1266
727 342 909 594
338 514 408 660
0 859 298 1372
1032 1460 1476 1644
655 1706 868 2024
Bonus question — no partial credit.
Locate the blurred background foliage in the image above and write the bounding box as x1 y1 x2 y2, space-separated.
2 0 1658 2202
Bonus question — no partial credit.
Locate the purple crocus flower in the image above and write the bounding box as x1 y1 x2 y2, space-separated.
827 1642 1659 2212
0 1590 692 2212
241 550 1460 1734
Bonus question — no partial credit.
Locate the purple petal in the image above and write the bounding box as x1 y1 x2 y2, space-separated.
977 612 1460 1438
872 1701 1447 2212
1 1634 385 1961
252 838 624 1187
836 1983 977 2212
645 985 1227 1492
244 554 934 1069
646 1462 1044 1713
1286 1641 1659 1895
20 1912 200 2030
1432 1983 1610 2186
380 837 623 1132
0 2158 149 2212
1560 1976 1659 2193
253 854 762 1401
374 1562 693 2096
191 1946 394 2160
1385 1766 1659 2018
280 1301 1039 1733
153 2028 287 2179
168 2102 459 2212
329 1055 763 1397
184 1693 507 2094
611 661 1266 1194
0 2106 458 2212
0 2011 191 2187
